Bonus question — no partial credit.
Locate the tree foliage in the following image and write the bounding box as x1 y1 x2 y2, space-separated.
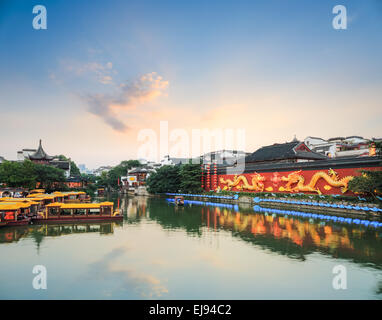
0 160 66 190
179 163 203 193
372 141 382 157
348 142 382 200
146 163 202 194
146 165 181 194
349 170 382 199
81 173 97 184
0 160 37 189
34 162 66 190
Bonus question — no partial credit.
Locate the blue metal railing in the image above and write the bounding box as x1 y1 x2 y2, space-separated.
253 197 382 213
166 193 239 200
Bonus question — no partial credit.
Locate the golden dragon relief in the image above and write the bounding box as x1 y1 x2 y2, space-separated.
220 173 265 192
218 169 354 194
280 169 353 194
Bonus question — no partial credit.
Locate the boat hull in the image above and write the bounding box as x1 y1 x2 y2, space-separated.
31 215 123 224
2 218 31 227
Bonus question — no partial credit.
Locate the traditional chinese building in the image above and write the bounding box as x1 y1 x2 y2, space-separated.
64 176 83 188
244 140 327 164
127 167 152 187
17 140 71 178
304 136 381 158
202 138 382 196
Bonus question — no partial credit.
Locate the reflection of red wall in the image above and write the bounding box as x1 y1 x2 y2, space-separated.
207 167 382 195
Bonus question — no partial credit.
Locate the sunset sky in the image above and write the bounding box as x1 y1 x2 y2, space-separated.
0 0 381 169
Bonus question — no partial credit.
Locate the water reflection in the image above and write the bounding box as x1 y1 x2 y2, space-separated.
121 196 382 270
0 195 381 299
0 222 122 246
1 195 381 269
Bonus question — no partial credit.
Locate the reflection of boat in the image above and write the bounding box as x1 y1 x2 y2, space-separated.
174 196 184 206
0 202 32 227
0 225 29 243
0 222 121 244
32 202 123 224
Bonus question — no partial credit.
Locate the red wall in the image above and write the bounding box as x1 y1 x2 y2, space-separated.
205 167 381 196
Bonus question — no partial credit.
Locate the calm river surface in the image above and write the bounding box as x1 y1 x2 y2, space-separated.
0 195 381 299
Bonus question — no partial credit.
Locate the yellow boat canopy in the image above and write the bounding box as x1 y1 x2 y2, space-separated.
0 198 38 205
0 202 34 210
22 197 45 202
29 189 45 193
46 202 113 209
54 191 86 196
27 194 58 199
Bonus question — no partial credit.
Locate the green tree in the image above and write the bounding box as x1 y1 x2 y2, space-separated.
0 160 66 191
348 170 382 200
34 163 66 191
96 171 109 188
81 173 96 184
80 173 97 196
0 160 37 188
349 141 382 200
179 163 202 193
374 141 382 157
146 165 181 194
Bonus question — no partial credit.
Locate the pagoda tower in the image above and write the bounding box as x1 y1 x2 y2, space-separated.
28 139 54 164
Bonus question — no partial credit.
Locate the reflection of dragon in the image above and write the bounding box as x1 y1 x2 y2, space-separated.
281 169 353 194
220 173 265 191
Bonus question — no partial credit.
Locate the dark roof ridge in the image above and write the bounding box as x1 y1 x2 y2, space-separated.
29 139 54 161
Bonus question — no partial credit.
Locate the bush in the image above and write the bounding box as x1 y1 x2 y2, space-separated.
348 170 382 201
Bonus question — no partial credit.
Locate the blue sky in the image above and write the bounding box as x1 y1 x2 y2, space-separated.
0 0 381 168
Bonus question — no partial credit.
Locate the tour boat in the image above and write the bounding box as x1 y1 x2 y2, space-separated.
27 191 90 205
28 189 45 195
174 196 184 206
32 202 123 224
55 191 91 203
0 198 40 217
27 193 59 204
97 188 105 196
0 202 32 227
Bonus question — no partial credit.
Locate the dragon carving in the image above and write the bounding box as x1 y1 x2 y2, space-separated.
281 169 353 195
220 173 265 192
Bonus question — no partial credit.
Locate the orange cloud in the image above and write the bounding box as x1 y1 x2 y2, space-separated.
86 72 169 132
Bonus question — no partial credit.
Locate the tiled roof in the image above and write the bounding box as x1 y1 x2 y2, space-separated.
29 140 54 161
245 141 327 163
50 160 70 170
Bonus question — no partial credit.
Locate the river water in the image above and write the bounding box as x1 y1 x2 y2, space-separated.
0 195 381 299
